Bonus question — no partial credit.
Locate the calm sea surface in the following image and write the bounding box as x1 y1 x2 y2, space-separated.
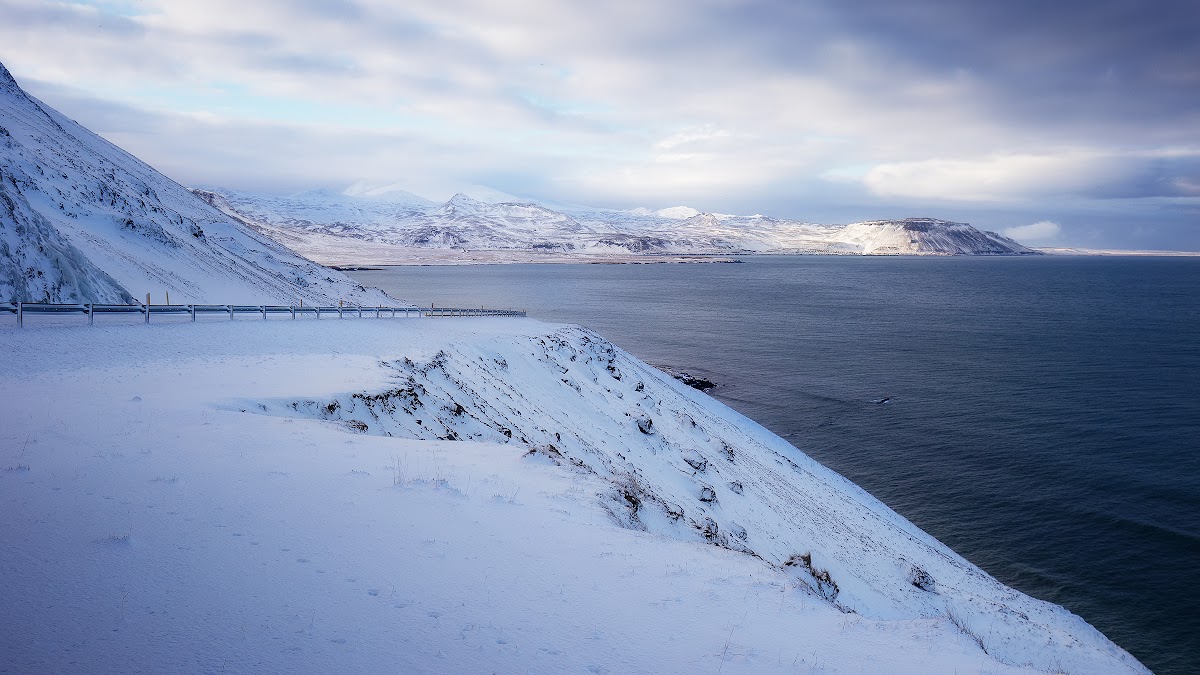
350 256 1200 674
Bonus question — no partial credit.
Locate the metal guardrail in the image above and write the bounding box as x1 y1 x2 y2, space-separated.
1 302 526 327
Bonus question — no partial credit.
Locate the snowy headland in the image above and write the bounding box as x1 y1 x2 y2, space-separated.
0 317 1146 674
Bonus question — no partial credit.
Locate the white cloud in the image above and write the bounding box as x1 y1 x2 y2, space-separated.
653 125 731 152
1003 220 1062 244
859 152 1134 201
0 0 1014 205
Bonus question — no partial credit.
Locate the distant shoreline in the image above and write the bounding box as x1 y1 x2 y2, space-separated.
1034 247 1200 256
328 252 745 268
330 248 1197 268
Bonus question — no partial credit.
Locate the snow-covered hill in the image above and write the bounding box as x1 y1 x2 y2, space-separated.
0 61 393 305
203 187 1036 266
0 317 1145 673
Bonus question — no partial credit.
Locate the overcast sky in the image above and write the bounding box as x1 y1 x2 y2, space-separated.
2 0 1198 249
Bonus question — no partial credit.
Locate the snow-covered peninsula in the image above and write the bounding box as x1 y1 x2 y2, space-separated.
0 59 1145 673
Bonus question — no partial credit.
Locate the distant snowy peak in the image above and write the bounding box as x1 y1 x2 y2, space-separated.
654 205 701 219
681 212 725 227
439 193 488 216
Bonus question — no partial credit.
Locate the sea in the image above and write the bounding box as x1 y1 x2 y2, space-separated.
348 255 1200 675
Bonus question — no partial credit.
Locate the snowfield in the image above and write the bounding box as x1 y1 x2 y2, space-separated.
0 317 1145 674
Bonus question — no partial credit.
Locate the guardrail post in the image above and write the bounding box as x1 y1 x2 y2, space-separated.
87 303 94 325
338 306 343 319
316 307 321 319
190 304 196 322
228 304 234 320
17 301 23 327
261 306 266 320
145 303 150 324
291 306 296 320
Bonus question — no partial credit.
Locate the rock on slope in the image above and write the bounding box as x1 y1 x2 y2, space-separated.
246 324 1144 674
204 187 1038 264
0 61 393 305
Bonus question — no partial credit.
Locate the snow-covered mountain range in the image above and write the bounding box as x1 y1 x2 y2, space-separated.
198 187 1036 266
0 61 392 305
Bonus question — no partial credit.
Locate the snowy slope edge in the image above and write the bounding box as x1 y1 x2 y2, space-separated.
243 323 1145 674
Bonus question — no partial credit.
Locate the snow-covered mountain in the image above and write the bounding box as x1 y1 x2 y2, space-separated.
0 61 393 305
202 187 1036 266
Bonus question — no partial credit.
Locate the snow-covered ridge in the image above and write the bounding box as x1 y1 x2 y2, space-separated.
0 319 1145 673
251 324 1142 673
202 187 1037 266
0 61 392 305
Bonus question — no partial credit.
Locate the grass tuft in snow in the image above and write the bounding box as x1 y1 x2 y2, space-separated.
947 607 989 655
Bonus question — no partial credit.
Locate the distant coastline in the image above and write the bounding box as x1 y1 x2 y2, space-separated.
332 248 1200 267
1035 247 1200 256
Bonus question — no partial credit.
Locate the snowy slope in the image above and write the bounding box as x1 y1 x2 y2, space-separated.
204 187 1038 265
0 317 1144 673
0 61 394 305
1 168 133 303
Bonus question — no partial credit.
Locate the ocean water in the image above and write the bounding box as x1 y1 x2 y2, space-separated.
349 256 1200 674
